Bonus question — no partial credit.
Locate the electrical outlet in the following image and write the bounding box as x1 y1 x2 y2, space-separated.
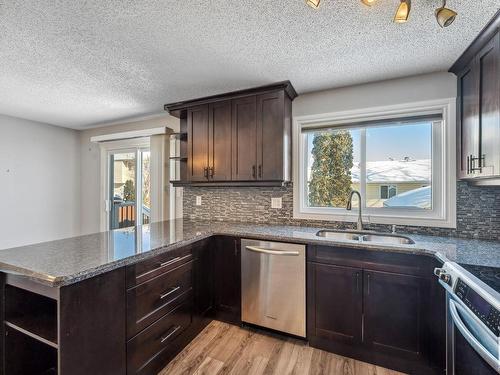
271 197 282 209
195 196 202 206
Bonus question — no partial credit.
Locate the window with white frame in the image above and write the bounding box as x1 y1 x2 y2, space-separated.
293 100 456 228
380 185 397 200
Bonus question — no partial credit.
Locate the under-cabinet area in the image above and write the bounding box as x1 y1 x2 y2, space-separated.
0 234 448 375
3 283 57 375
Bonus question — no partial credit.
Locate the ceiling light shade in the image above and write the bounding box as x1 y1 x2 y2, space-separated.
361 0 377 6
306 0 320 9
435 1 457 28
393 0 411 23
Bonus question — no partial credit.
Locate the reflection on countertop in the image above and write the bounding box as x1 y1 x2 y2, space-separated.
0 219 499 287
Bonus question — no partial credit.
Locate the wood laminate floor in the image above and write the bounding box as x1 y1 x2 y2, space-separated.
159 321 405 375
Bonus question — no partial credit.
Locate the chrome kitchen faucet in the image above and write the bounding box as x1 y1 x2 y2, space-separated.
346 190 363 231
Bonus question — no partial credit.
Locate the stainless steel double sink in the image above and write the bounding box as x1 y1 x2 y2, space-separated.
316 230 415 245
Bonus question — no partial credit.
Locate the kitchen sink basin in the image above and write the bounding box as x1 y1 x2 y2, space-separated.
362 234 415 245
316 230 414 245
316 230 361 241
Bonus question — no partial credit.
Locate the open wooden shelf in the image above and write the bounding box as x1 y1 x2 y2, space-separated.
5 284 58 348
5 315 58 348
5 325 58 375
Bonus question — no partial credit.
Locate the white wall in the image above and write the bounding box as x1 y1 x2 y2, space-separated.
293 72 457 117
0 115 81 249
79 115 180 235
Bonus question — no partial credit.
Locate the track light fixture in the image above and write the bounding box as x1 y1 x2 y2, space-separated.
310 0 458 28
393 0 411 23
435 0 457 27
306 0 321 9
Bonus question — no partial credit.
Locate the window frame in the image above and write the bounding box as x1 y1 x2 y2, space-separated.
292 98 456 228
380 185 398 200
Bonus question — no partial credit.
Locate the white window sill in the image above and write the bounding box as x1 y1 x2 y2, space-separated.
293 209 456 229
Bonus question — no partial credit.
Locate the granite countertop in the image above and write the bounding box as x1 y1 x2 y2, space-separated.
0 219 499 287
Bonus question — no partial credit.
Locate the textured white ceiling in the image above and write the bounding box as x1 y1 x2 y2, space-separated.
0 1 498 129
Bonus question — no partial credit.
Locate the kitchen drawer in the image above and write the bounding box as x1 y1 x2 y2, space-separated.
127 261 193 338
127 293 193 375
126 246 194 288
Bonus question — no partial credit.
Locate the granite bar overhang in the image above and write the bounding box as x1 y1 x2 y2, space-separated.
0 219 499 287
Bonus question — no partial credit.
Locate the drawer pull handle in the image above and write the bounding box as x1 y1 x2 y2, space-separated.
160 325 181 344
159 254 191 268
159 286 181 300
136 254 192 282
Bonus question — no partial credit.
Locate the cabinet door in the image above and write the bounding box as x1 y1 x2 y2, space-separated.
256 91 285 180
232 96 257 180
363 270 424 361
187 105 209 182
307 263 362 345
477 32 500 177
193 240 214 318
208 101 232 181
213 236 241 324
457 62 479 179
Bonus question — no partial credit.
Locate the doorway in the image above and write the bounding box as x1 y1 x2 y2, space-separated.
108 147 151 230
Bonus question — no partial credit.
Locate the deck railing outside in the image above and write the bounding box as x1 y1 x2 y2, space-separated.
112 202 150 229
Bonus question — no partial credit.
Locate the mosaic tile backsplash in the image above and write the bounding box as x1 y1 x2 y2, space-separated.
183 181 500 240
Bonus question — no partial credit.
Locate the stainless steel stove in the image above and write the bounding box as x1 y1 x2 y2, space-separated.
434 262 500 374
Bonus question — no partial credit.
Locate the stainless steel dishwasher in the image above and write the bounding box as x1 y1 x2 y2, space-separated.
241 239 306 337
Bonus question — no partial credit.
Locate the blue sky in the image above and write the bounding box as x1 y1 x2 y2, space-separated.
309 122 432 162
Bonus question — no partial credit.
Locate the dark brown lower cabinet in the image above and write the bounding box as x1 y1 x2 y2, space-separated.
307 263 362 345
307 246 445 375
213 236 241 324
363 270 424 361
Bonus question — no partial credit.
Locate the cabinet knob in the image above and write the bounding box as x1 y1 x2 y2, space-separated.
252 165 256 179
203 167 209 179
209 166 214 178
258 165 262 179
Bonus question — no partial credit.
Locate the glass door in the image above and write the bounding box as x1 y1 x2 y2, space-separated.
109 148 150 230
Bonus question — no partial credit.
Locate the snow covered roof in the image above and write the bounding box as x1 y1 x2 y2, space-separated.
351 159 431 184
383 186 431 209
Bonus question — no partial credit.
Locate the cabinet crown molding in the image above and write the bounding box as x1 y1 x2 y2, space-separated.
164 81 297 118
449 9 500 74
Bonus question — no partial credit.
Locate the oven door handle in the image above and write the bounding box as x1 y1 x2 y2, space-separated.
245 246 300 256
449 300 500 372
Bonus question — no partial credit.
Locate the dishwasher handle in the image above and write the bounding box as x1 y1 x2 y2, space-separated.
245 245 300 256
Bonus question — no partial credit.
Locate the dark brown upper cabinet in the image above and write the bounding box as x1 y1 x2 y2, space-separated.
232 96 258 181
450 12 500 185
257 90 292 181
165 81 297 186
186 102 232 182
187 105 210 182
209 101 232 181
